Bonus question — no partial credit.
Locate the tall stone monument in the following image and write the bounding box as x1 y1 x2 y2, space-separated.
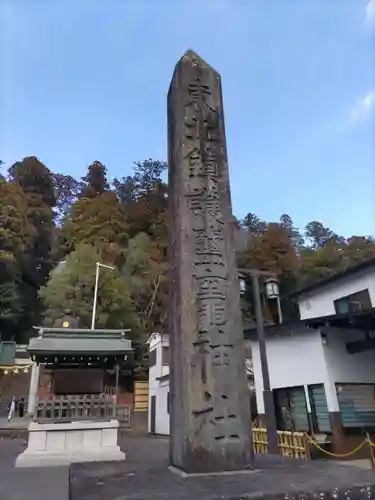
167 50 254 474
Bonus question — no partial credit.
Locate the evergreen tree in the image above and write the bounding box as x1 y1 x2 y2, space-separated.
81 161 109 198
61 190 129 264
113 159 167 237
7 157 55 333
0 176 35 338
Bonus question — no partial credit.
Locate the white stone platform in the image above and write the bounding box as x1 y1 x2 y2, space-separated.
15 419 125 468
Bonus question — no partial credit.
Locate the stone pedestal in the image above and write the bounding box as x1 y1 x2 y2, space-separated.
15 419 125 467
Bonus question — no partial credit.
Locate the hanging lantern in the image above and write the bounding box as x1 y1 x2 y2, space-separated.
14 368 19 374
238 274 247 295
23 367 29 374
264 277 280 299
4 370 8 375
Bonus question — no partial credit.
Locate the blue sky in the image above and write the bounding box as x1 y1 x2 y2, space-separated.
1 0 374 237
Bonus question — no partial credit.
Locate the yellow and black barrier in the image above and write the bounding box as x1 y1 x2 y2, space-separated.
306 434 366 458
253 427 375 465
307 432 375 466
252 428 310 460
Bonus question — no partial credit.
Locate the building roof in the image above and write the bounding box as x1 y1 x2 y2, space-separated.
28 328 132 357
244 307 375 340
287 257 375 299
146 332 165 345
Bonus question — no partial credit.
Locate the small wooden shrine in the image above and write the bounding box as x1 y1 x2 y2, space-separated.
16 314 132 467
27 321 132 422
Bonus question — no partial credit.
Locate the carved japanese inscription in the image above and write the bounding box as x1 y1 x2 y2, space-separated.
182 63 243 445
168 50 253 473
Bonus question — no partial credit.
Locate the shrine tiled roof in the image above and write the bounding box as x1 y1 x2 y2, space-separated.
28 327 132 357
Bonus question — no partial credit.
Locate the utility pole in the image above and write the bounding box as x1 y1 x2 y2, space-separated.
238 268 280 454
91 262 114 330
251 273 279 454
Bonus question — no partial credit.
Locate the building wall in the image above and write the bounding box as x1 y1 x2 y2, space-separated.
323 327 375 412
54 369 103 394
155 378 170 435
148 333 170 434
250 328 330 414
298 268 375 320
36 369 134 403
148 333 169 384
251 326 375 414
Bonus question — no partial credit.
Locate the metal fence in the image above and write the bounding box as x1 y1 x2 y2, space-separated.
253 427 310 460
35 395 132 428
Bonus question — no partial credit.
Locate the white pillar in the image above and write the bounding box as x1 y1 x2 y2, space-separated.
324 379 339 412
304 385 311 412
27 362 40 415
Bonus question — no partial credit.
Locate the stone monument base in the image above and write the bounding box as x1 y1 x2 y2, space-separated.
168 465 255 478
15 419 125 468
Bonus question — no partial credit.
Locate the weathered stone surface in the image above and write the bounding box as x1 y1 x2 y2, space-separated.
167 49 253 473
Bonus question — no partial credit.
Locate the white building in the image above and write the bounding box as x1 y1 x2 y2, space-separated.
147 258 375 454
147 333 255 436
248 257 375 456
296 258 375 320
147 333 170 435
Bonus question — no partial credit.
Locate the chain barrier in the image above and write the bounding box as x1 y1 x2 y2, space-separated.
306 434 375 458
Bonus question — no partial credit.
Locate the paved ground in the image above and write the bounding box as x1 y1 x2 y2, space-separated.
70 436 375 500
0 437 69 500
2 434 375 500
339 459 373 470
0 417 29 429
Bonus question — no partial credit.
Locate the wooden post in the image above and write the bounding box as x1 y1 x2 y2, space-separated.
115 364 120 409
366 432 375 470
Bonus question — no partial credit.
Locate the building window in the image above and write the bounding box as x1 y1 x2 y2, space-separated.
334 289 371 315
274 386 310 432
336 383 375 432
162 346 169 366
149 349 157 367
308 384 331 433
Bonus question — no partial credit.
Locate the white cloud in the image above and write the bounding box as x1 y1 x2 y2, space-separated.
365 0 375 30
348 90 375 124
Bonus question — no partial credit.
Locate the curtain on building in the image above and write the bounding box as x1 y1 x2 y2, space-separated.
274 386 309 432
308 384 331 433
336 384 375 430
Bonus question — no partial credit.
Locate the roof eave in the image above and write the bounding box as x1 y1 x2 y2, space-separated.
284 257 375 300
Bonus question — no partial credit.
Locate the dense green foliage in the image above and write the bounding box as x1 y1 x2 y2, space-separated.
1 155 374 348
39 244 139 330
